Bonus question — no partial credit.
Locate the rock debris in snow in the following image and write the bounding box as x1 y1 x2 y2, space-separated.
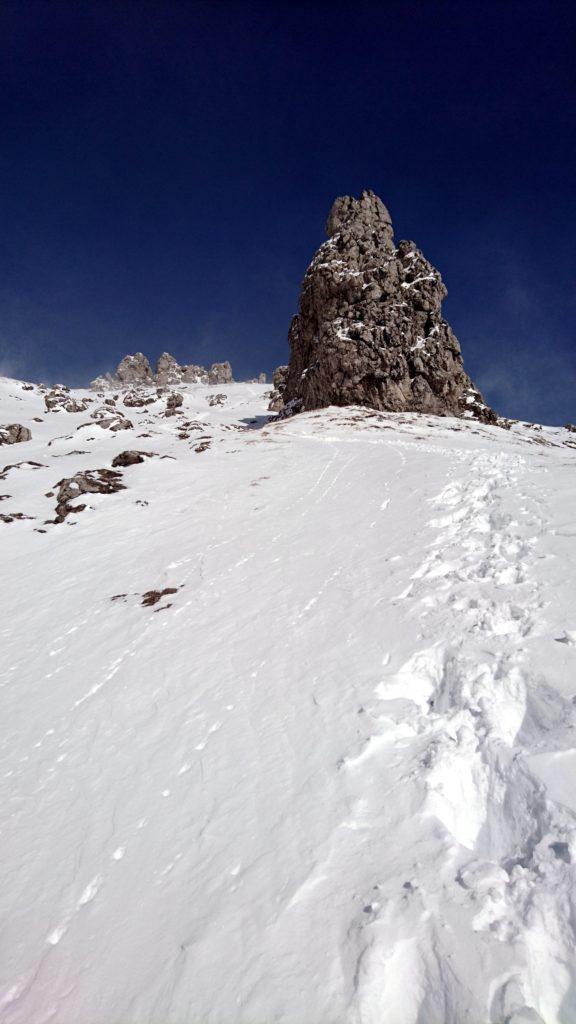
0 423 32 444
111 450 154 468
141 587 180 607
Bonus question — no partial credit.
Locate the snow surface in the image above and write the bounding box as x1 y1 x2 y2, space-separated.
1 376 576 1023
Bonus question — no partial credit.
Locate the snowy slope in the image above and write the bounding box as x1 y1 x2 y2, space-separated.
1 376 576 1024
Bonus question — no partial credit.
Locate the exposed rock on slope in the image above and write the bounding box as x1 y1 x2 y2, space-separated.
0 424 32 444
44 389 91 413
111 450 153 467
282 189 495 422
52 469 125 523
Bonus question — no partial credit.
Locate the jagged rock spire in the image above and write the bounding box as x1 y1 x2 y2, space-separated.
281 189 495 422
326 189 394 248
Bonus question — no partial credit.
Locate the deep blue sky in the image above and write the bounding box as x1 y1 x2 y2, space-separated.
1 1 575 423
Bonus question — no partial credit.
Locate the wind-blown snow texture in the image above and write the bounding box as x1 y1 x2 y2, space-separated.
1 376 576 1024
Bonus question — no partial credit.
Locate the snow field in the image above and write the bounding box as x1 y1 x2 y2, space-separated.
1 378 576 1023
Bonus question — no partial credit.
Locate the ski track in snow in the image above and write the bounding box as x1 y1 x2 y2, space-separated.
341 451 576 1024
1 378 576 1023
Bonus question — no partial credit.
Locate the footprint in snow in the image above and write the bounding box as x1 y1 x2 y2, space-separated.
556 630 576 646
195 721 223 750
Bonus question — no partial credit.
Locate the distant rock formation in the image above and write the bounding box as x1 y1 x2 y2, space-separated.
208 361 233 385
117 353 154 385
91 353 234 391
155 352 181 386
268 365 288 412
281 190 495 422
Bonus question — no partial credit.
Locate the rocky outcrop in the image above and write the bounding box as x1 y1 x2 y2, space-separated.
165 392 184 416
90 407 134 431
0 424 32 445
141 587 179 607
90 375 113 391
52 469 125 523
123 392 155 408
268 365 289 412
273 365 289 390
92 353 234 390
208 361 233 385
155 353 181 386
281 189 495 423
116 353 154 385
44 389 91 413
181 364 208 383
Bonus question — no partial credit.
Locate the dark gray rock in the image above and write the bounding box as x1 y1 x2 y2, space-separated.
111 450 152 467
282 189 495 423
90 373 115 390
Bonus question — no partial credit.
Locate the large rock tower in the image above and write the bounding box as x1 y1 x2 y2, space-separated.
281 190 495 422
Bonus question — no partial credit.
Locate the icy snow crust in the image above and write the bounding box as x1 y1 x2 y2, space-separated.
1 376 576 1024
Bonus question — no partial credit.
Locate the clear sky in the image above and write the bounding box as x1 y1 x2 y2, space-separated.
1 0 574 424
